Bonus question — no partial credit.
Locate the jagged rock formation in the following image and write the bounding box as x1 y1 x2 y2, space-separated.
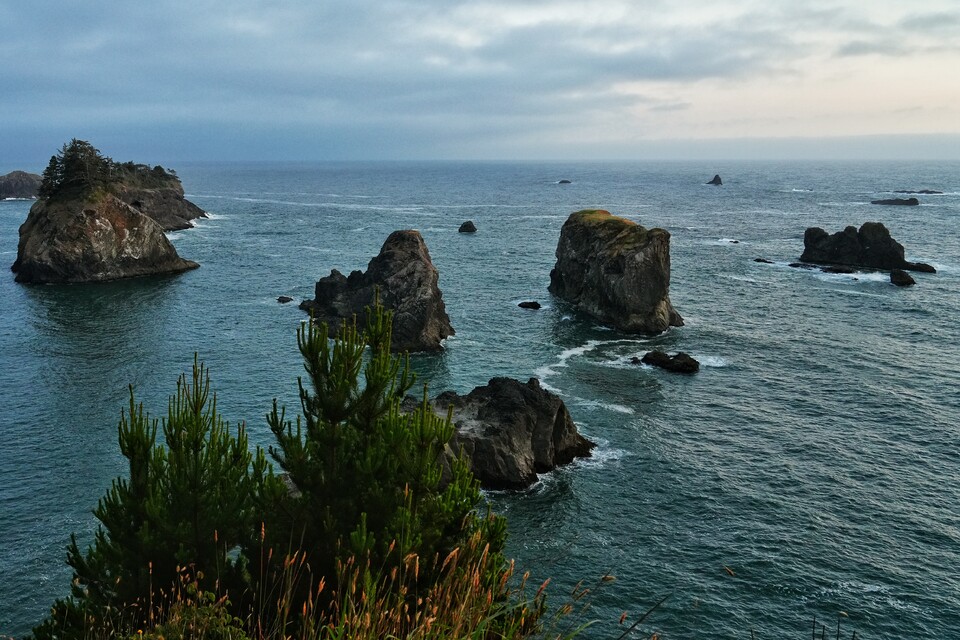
0 171 42 199
707 174 722 185
116 184 206 231
300 230 454 352
421 377 594 490
458 220 477 233
549 209 683 333
800 222 935 273
11 196 198 284
871 197 919 206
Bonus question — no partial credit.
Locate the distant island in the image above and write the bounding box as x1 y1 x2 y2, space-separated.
0 170 42 199
11 139 202 284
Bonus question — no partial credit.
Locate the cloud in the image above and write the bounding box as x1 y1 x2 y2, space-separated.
1 1 959 161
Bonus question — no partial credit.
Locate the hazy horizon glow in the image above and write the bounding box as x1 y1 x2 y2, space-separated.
2 0 959 167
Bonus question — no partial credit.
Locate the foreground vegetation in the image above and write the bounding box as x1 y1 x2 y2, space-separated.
31 300 594 640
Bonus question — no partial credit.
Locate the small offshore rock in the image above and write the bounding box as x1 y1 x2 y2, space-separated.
277 296 293 304
458 220 477 233
557 179 572 184
707 174 723 186
890 269 916 286
870 197 919 206
518 301 541 310
754 258 775 264
821 265 856 274
640 350 700 374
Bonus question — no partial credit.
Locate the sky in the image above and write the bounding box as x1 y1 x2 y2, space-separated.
2 0 959 166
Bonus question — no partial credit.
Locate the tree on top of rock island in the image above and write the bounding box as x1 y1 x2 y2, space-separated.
37 139 179 201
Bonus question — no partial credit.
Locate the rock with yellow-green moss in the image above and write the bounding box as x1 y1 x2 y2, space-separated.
548 209 683 333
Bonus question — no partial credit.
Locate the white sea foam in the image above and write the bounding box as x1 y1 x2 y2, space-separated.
573 399 635 415
534 340 604 393
697 355 728 368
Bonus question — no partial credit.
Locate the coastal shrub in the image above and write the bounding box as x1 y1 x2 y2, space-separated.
32 359 274 640
33 299 545 639
257 300 513 630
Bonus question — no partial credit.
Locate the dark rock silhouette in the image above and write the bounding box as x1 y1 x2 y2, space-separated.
639 351 700 374
754 258 774 264
800 222 936 273
890 269 916 286
518 301 541 310
871 197 919 206
707 174 722 186
549 210 682 333
458 220 477 233
557 179 572 184
116 183 206 231
422 377 594 490
277 296 293 304
0 171 42 199
12 196 198 284
300 230 454 352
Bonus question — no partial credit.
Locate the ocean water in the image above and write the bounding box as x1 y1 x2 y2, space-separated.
1 161 959 638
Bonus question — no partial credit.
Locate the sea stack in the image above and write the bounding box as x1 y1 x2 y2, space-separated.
707 174 722 186
800 222 935 273
549 209 683 333
300 230 454 352
11 140 200 284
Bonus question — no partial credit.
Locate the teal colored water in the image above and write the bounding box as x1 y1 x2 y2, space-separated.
1 161 959 638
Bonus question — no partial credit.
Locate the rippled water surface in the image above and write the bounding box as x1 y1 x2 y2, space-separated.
2 161 959 638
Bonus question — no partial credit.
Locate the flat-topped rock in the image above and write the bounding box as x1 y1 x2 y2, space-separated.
871 197 918 206
300 230 454 352
549 209 683 333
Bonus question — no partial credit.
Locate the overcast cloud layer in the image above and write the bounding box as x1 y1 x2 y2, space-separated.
2 0 959 165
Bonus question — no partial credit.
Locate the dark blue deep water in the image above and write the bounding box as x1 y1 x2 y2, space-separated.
2 161 959 638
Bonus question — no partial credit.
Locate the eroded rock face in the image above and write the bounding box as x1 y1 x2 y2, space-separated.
0 171 42 199
549 209 683 333
800 222 935 273
11 196 198 284
427 377 594 490
116 184 206 231
300 230 454 352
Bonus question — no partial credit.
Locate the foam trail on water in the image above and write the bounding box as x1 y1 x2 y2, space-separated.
534 340 604 393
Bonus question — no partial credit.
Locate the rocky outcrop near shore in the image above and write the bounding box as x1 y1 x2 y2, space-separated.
0 171 42 199
300 230 454 352
423 377 594 490
116 184 206 231
800 222 935 273
11 196 199 284
549 209 683 333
